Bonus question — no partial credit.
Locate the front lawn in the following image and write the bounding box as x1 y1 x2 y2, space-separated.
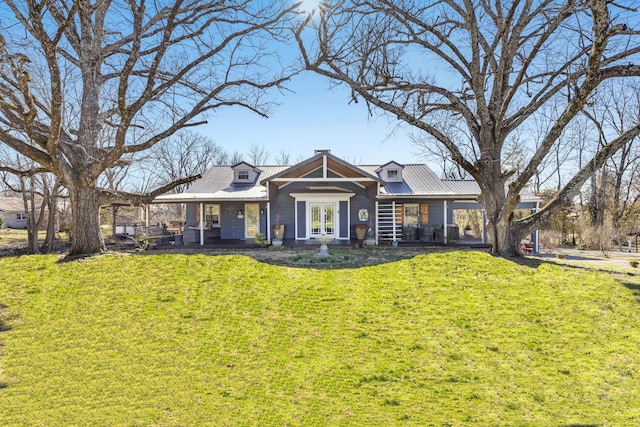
1 251 639 425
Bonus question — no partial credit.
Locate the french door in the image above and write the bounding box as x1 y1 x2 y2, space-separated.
309 202 336 236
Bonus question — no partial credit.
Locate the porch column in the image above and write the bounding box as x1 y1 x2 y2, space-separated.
266 202 271 241
481 209 486 244
375 200 379 244
199 202 204 246
443 200 448 244
144 205 149 226
534 201 540 253
392 201 397 241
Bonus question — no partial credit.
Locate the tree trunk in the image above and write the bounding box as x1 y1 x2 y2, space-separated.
68 183 105 256
19 175 39 254
42 191 58 254
487 216 523 257
481 187 524 257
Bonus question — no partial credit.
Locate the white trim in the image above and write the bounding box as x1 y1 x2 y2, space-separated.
290 193 352 240
290 192 355 200
294 199 299 240
308 201 339 238
272 177 376 182
323 155 327 178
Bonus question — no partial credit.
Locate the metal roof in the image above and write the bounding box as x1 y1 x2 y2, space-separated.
154 161 541 203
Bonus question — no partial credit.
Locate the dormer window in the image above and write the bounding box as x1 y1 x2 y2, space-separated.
231 162 260 184
376 161 404 182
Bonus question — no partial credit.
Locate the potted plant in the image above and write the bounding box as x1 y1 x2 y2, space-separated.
272 214 285 240
364 219 376 246
355 224 367 240
464 224 473 236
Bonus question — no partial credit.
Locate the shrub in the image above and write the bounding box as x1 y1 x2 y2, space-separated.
630 260 639 268
254 233 269 247
581 223 615 256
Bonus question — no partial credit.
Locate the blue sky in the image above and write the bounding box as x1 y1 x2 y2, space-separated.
201 71 423 166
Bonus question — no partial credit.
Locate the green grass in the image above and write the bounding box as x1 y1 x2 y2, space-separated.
1 251 640 426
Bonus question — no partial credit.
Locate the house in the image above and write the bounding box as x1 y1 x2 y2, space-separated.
154 150 541 250
0 197 28 229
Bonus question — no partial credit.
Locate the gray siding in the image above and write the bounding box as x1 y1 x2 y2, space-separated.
339 201 348 238
296 201 306 239
349 191 375 238
185 202 267 240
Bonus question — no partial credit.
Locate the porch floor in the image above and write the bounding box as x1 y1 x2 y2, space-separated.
150 235 490 251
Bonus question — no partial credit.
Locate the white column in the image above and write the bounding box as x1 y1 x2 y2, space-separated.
266 202 271 241
481 209 486 244
392 201 397 241
534 201 540 253
443 200 448 244
199 202 204 245
375 200 379 244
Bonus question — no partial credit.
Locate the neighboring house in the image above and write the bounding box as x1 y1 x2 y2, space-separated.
0 197 28 229
154 150 541 250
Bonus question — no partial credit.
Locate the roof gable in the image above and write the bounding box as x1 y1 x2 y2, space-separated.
261 151 382 186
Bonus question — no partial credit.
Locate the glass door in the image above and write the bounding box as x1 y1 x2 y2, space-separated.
309 202 335 236
245 204 259 238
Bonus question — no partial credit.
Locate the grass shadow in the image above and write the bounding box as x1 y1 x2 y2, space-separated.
510 254 640 303
132 246 435 269
0 302 12 333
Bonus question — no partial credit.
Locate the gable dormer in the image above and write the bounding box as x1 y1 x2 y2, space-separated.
376 161 404 183
231 161 260 184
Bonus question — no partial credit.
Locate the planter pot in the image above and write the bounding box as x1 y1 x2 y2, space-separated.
365 238 376 246
355 224 367 240
272 224 285 240
271 238 283 247
464 229 474 236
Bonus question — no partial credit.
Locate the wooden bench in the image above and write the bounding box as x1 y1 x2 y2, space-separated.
132 225 174 249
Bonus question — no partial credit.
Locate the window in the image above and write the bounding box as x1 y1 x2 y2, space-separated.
205 204 220 225
17 212 27 220
387 169 398 180
238 170 249 180
404 204 419 226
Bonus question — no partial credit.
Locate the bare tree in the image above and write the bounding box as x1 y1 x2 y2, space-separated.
146 130 226 194
0 152 64 253
275 148 291 165
0 0 297 255
247 142 270 165
296 0 640 255
228 150 245 166
582 81 640 229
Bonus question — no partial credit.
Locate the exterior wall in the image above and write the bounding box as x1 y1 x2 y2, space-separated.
1 212 27 229
270 183 301 239
349 188 376 238
272 180 374 240
185 202 267 241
